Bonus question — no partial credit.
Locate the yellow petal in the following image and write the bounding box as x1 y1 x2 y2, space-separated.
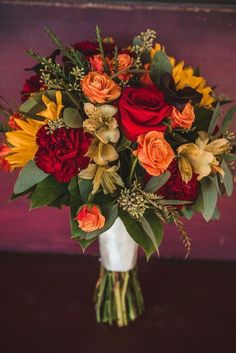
178 156 193 184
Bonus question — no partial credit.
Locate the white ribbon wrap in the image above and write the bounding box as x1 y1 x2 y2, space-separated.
99 217 138 272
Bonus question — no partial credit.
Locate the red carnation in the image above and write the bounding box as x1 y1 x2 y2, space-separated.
35 127 91 183
158 159 199 202
21 74 44 102
118 86 172 141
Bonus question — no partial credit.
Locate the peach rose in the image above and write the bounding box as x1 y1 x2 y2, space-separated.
89 54 105 72
170 103 195 129
109 53 133 81
0 143 11 171
133 131 175 176
81 72 121 104
76 204 105 232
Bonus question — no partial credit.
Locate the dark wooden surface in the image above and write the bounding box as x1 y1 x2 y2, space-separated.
1 253 236 353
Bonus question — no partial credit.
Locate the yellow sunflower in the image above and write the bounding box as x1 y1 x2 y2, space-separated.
6 91 63 169
150 44 214 108
6 118 45 169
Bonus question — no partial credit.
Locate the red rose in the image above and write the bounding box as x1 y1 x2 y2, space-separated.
21 74 44 102
35 127 91 183
158 159 199 202
118 86 172 141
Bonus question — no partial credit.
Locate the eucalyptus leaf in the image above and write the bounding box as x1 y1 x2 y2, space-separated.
162 199 193 205
144 171 171 193
221 160 233 196
140 212 164 255
214 105 236 138
182 206 195 220
119 210 155 260
208 103 220 135
201 178 218 221
150 50 172 87
14 160 49 194
63 107 83 128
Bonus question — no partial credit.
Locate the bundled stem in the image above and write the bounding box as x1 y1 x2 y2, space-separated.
94 265 144 327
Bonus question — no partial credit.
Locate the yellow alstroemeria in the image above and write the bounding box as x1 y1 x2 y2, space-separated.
177 131 230 183
79 163 124 194
6 118 45 169
37 91 64 121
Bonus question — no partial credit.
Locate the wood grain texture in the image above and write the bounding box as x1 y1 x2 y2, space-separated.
0 2 236 259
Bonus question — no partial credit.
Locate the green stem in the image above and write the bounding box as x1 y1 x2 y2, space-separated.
64 86 81 107
128 157 138 186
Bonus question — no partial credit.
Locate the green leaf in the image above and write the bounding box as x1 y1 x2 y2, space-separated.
162 199 193 205
63 107 83 128
119 210 155 260
201 178 218 221
76 237 96 252
116 135 132 152
182 206 195 220
78 178 93 203
144 171 171 193
192 188 204 213
223 153 236 162
30 175 68 209
214 105 236 138
221 160 233 196
208 103 220 135
140 212 164 255
68 175 80 196
19 97 39 114
14 160 49 194
150 50 172 87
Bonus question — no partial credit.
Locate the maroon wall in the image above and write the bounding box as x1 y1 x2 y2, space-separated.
0 2 236 259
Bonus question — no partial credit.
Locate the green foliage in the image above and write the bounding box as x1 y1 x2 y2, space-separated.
140 212 164 255
208 103 220 135
78 178 93 203
119 210 155 259
95 26 109 73
214 105 236 138
14 161 48 195
30 175 68 209
221 160 233 196
63 107 83 128
0 121 11 132
150 51 172 87
116 135 132 152
144 171 171 193
200 178 218 221
19 90 59 120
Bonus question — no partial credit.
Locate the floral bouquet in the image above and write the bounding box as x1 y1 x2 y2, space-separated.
1 28 236 327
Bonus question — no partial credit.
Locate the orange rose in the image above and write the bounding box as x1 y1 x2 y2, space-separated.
109 53 133 81
0 143 11 171
81 72 121 104
89 54 105 72
76 204 105 232
133 131 175 176
170 103 195 129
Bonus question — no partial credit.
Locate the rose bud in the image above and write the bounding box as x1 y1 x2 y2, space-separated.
76 204 105 232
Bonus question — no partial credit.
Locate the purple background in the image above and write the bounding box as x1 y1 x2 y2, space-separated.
0 2 236 259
